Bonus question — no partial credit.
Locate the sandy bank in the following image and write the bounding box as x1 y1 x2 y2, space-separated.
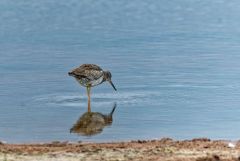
0 138 240 161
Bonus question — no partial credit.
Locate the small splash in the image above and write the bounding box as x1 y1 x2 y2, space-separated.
32 90 161 107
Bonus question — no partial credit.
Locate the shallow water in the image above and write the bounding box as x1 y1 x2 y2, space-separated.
1 0 240 143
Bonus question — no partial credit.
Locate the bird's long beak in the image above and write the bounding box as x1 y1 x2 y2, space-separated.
109 80 117 91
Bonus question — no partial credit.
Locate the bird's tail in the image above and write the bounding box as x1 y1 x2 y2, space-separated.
68 71 74 76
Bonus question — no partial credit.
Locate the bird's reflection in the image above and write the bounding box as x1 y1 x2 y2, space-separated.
70 103 116 136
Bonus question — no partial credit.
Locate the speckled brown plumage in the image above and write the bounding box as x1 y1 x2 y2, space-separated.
68 64 104 83
68 64 117 112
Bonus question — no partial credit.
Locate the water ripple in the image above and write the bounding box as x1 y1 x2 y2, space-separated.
32 91 160 107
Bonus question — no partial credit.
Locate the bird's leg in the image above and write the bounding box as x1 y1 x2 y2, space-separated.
87 86 91 112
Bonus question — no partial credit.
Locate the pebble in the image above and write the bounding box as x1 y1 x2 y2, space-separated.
228 142 235 148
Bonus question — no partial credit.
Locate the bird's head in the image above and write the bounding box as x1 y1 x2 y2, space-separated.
104 71 117 91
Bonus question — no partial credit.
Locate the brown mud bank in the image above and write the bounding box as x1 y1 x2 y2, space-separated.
0 138 240 161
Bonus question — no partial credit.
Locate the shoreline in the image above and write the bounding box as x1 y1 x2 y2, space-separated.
0 138 240 161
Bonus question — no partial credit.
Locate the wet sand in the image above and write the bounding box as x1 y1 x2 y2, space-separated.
0 138 240 161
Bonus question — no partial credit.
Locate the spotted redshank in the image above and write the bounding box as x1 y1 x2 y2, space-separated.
68 64 117 112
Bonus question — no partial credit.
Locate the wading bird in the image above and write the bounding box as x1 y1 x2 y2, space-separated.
68 64 117 112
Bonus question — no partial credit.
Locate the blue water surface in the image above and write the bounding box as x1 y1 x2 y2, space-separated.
1 0 240 143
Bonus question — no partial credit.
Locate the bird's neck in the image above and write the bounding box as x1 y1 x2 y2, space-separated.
103 71 108 81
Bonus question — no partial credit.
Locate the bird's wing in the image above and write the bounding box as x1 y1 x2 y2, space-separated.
72 64 104 81
79 64 103 71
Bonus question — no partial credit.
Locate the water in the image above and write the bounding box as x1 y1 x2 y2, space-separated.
1 0 240 143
